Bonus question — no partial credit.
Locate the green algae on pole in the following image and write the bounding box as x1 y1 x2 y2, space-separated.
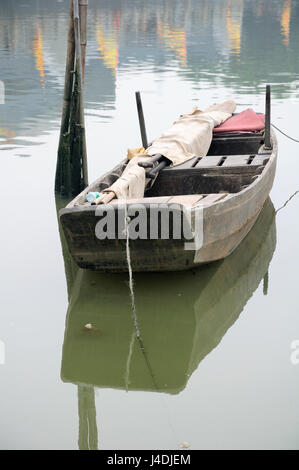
55 0 88 197
79 0 88 84
71 0 88 192
55 0 74 197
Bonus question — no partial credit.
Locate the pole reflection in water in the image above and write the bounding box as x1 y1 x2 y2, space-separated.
78 385 98 450
58 198 276 449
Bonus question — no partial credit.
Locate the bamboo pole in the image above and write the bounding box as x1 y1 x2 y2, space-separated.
55 0 88 196
71 0 88 191
55 0 75 196
79 0 88 84
60 1 75 136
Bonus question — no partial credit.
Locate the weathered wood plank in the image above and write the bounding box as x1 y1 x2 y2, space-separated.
110 196 172 205
171 157 198 169
196 156 222 167
196 193 228 206
168 195 204 206
167 165 263 175
208 135 263 156
146 170 257 196
251 155 269 166
202 166 263 175
223 155 250 166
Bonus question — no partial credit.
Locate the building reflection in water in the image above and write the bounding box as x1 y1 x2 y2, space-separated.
281 0 292 47
58 198 276 449
157 21 187 65
0 0 296 147
226 0 243 57
97 23 119 75
33 26 46 87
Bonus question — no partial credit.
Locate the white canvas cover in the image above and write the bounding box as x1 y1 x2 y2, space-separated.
102 100 236 200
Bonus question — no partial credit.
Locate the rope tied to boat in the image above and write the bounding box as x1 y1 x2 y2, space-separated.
124 203 143 344
270 123 299 212
271 123 299 143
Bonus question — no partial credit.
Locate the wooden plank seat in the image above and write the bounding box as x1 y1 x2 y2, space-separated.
208 133 265 156
166 153 269 170
97 153 270 203
146 154 267 197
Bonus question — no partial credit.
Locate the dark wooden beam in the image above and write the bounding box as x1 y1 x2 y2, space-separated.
264 84 272 149
135 91 148 149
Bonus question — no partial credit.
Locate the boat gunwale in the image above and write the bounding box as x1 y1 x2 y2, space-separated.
60 130 277 217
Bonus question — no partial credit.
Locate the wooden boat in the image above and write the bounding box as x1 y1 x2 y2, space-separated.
60 92 277 273
61 198 276 394
60 198 276 449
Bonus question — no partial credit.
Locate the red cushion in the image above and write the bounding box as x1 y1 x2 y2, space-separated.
213 109 265 134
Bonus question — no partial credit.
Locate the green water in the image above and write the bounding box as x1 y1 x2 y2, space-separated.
0 0 299 450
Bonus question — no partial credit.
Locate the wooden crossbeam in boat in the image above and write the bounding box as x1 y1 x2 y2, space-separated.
195 193 228 206
251 155 270 166
110 196 172 205
196 156 223 167
168 195 204 206
223 155 250 166
194 154 268 168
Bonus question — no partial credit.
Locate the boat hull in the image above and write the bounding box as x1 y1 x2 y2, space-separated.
60 136 277 272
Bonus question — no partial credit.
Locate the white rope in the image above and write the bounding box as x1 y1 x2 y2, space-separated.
124 331 135 392
271 123 299 143
124 203 142 341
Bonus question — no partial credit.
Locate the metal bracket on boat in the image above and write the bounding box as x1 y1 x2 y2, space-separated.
138 153 170 179
138 153 163 168
146 158 169 179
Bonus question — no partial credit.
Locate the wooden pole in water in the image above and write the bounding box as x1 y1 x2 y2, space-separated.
55 0 88 197
79 0 88 84
55 0 75 196
70 0 88 192
78 0 89 185
60 1 75 136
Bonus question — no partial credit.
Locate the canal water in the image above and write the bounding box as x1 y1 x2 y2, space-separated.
0 0 299 450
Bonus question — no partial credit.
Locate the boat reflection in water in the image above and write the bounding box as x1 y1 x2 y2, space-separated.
60 198 276 449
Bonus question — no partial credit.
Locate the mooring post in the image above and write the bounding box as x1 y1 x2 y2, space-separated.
55 0 75 196
71 0 88 191
55 0 88 197
135 91 148 149
79 0 88 84
264 84 271 149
